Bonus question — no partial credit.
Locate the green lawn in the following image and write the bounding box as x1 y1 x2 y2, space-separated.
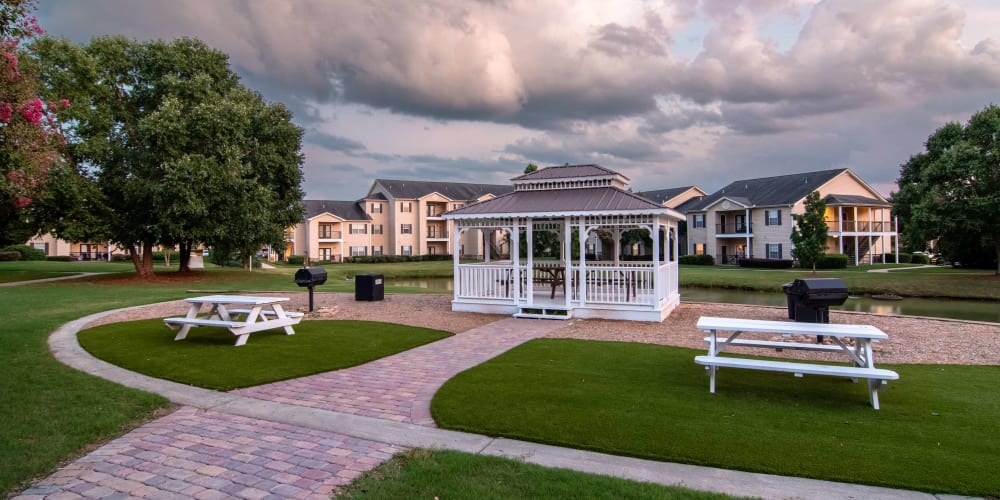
79 319 450 390
679 264 1000 300
432 339 1000 496
341 449 746 500
0 270 77 283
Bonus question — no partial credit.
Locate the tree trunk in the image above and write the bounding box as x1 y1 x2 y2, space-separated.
995 240 999 276
178 241 192 273
128 242 156 279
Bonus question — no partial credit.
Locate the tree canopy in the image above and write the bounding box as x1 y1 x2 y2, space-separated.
790 190 828 273
0 0 68 246
892 105 1000 274
29 35 304 277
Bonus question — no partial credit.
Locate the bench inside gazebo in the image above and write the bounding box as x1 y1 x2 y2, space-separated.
443 164 684 322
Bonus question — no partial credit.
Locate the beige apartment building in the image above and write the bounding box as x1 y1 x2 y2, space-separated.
286 179 514 261
686 168 897 266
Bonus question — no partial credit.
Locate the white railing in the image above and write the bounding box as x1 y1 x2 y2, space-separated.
576 266 656 305
457 264 518 301
457 262 677 307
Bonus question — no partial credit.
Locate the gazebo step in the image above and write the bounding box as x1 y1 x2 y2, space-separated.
515 306 574 320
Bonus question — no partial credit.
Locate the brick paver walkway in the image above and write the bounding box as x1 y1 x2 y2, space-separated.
15 407 404 500
234 317 564 426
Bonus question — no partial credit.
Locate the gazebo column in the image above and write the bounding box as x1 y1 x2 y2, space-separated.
563 217 571 308
512 222 521 304
526 220 533 305
483 229 490 263
652 222 661 305
452 228 462 301
578 221 588 306
613 227 621 265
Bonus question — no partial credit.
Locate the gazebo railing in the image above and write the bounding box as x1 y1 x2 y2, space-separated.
456 261 678 306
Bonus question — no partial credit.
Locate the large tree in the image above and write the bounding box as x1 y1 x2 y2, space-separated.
30 36 304 277
791 190 828 273
893 105 1000 274
0 0 68 245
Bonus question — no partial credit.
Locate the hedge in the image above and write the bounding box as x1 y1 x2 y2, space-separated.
0 251 20 261
286 255 305 265
111 254 131 262
815 253 849 269
46 255 74 262
1 244 46 260
739 258 794 269
679 254 715 265
910 253 931 265
345 254 452 264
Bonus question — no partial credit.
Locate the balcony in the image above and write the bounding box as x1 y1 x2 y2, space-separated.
426 202 448 218
317 230 342 241
715 223 752 236
826 220 896 233
427 230 449 239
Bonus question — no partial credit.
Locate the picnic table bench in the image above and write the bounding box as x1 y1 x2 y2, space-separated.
694 316 899 409
163 295 303 347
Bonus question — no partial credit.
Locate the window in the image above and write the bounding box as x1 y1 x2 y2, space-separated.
428 246 437 255
401 224 412 234
452 203 465 210
693 243 706 255
372 246 383 256
459 244 465 255
692 214 705 229
766 243 783 260
370 203 382 213
350 246 367 257
318 248 332 261
349 223 367 235
372 224 383 235
401 245 413 256
318 223 335 239
401 201 413 213
765 209 782 226
32 242 48 254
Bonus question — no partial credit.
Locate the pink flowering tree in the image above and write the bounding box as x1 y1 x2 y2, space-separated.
0 0 68 245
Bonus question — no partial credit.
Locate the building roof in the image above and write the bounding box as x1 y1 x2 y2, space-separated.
823 194 892 207
511 164 627 181
443 187 677 218
689 169 848 211
371 179 513 200
673 196 706 214
363 192 388 201
640 186 696 205
303 200 370 221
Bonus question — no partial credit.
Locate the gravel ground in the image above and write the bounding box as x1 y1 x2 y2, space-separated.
84 292 1000 366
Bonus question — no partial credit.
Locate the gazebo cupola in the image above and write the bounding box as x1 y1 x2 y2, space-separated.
442 164 684 322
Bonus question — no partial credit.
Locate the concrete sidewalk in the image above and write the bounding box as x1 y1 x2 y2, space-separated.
20 303 957 499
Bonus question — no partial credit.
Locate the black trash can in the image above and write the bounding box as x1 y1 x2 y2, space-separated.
355 273 384 301
782 282 796 319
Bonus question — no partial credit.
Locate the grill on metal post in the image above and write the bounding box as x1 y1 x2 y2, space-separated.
294 267 328 312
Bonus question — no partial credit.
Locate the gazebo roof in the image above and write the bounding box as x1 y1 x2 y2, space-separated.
442 186 683 220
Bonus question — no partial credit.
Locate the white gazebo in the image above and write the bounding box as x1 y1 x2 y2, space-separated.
442 164 684 322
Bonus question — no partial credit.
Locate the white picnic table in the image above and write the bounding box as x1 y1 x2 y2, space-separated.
694 316 899 409
163 295 304 347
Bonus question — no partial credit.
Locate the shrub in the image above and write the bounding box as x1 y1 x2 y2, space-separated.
0 251 20 261
111 254 131 262
815 253 849 269
739 258 794 269
286 255 305 266
1 244 46 260
46 255 74 261
910 253 931 265
886 252 911 264
679 254 715 265
345 254 452 264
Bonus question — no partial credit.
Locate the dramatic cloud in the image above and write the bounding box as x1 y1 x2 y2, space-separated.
37 0 1000 200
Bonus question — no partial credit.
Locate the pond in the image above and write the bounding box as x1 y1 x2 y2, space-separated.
388 278 1000 323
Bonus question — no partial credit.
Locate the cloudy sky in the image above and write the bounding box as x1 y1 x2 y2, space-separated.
37 0 1000 200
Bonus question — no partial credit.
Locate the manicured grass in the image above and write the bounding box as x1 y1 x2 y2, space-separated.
340 449 745 500
432 339 1000 496
79 319 450 390
679 264 1000 300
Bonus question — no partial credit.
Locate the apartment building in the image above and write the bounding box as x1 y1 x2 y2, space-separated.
686 168 897 266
